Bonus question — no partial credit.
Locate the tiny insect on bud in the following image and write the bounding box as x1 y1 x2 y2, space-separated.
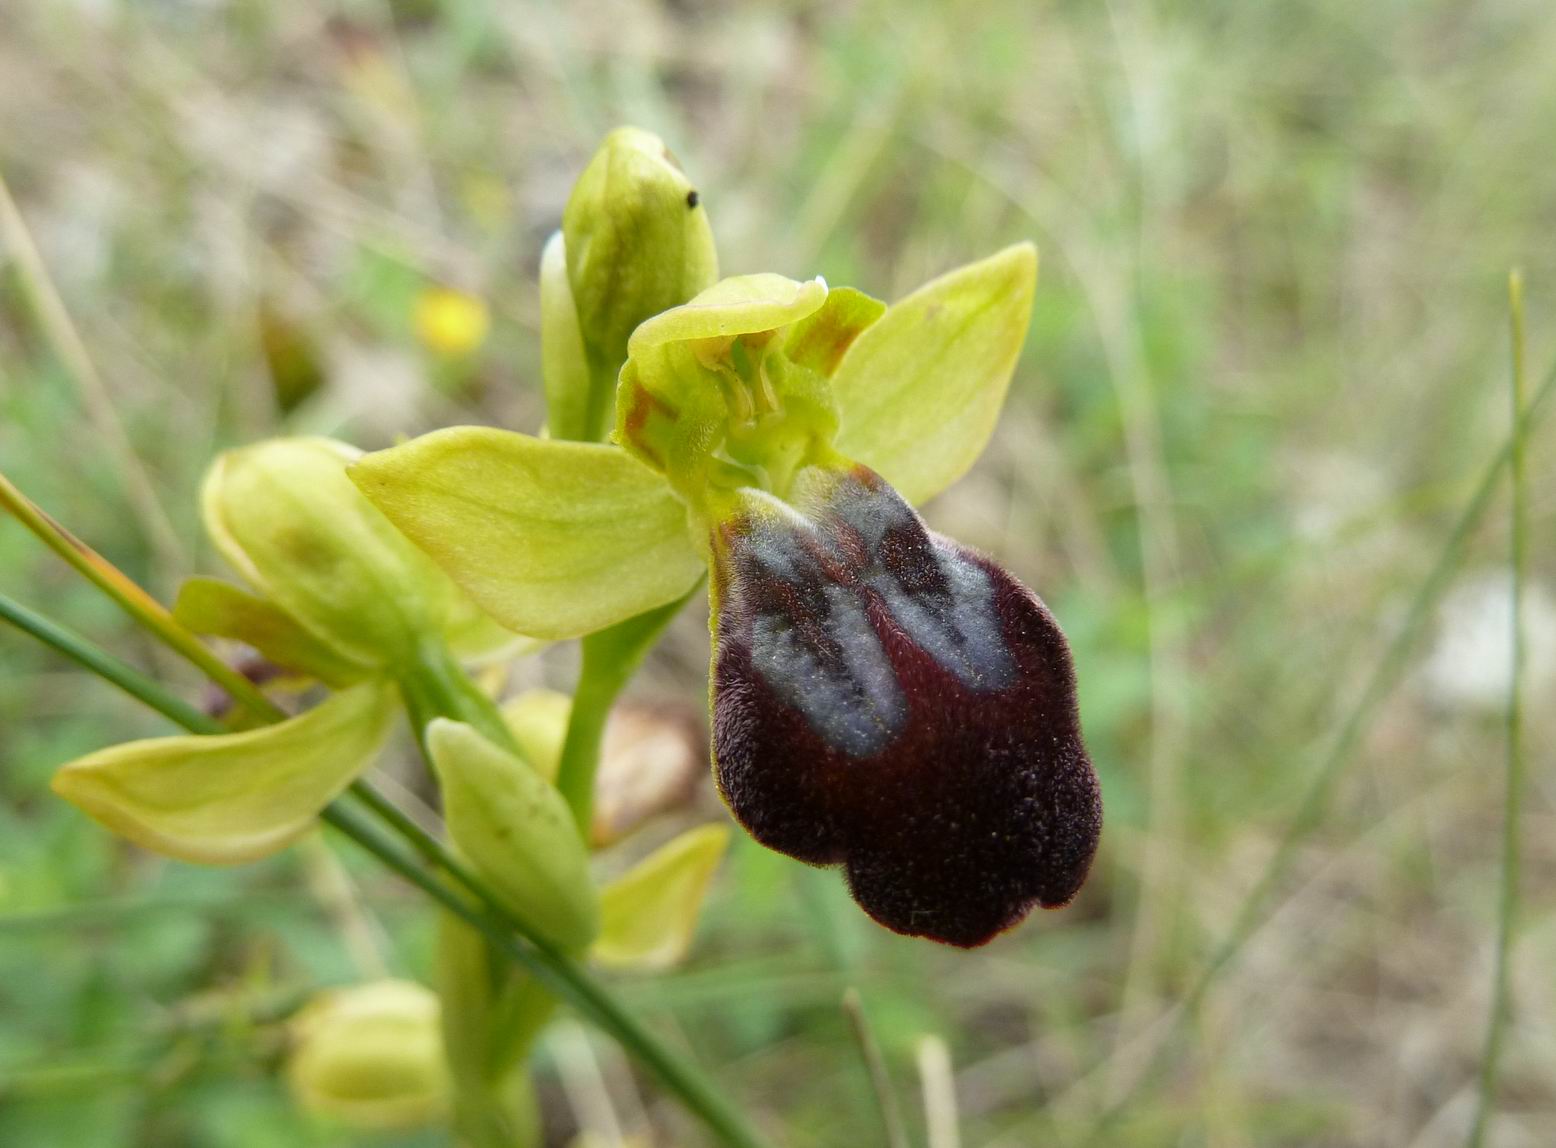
710 464 1101 947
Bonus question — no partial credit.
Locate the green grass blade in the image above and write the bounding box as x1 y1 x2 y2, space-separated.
1466 269 1530 1147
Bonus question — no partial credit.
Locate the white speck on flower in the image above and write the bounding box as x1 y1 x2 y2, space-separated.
1421 572 1556 713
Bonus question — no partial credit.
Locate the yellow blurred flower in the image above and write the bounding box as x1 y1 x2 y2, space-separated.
287 979 450 1130
416 287 489 357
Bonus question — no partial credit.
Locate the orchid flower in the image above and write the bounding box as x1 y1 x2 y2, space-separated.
350 243 1102 947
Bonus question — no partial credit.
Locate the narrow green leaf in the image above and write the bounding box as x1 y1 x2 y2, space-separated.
831 243 1038 505
52 683 396 864
594 824 729 971
349 427 703 640
427 719 600 951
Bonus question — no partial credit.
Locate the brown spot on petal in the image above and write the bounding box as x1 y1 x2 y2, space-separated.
710 467 1101 947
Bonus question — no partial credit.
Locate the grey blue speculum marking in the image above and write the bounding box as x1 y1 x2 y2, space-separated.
710 464 1102 947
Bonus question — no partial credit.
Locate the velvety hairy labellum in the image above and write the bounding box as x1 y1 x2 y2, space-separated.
711 467 1101 947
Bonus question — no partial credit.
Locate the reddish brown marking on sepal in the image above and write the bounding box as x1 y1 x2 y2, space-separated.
710 468 1101 947
621 383 678 468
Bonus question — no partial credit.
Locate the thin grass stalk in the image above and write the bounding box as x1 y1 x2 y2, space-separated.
0 591 224 735
0 468 285 724
0 169 184 572
842 988 910 1148
1087 349 1556 1139
1466 269 1530 1147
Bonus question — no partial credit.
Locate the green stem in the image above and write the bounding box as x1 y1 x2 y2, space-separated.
1467 270 1530 1148
348 778 444 868
0 592 224 736
396 635 519 757
0 467 285 724
842 989 910 1148
555 589 696 830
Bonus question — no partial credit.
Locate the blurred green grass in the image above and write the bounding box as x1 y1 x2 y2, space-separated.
3 1 1556 1145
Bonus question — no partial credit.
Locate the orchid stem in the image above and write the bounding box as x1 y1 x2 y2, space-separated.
555 588 695 831
321 802 771 1148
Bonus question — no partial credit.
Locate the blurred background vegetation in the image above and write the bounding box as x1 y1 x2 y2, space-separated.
3 1 1556 1145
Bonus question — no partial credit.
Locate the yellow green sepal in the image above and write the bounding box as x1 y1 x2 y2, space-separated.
51 683 395 864
563 127 718 404
594 824 730 971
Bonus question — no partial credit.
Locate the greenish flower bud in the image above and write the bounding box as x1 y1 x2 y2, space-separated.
562 127 718 434
202 437 509 671
286 980 450 1130
427 718 600 951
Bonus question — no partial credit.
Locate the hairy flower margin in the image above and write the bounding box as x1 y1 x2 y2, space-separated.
352 233 1103 946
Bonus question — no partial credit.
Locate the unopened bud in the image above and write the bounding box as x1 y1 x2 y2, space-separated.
427 718 599 950
563 127 718 398
202 437 504 669
286 980 449 1130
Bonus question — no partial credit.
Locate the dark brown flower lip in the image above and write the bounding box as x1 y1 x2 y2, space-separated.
709 465 1102 947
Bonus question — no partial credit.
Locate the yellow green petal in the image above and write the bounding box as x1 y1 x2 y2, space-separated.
593 824 729 971
782 285 886 377
349 427 703 640
627 274 827 356
51 683 395 865
831 243 1038 505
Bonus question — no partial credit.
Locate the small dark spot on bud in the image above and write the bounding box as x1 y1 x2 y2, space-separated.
686 189 700 209
710 467 1102 948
